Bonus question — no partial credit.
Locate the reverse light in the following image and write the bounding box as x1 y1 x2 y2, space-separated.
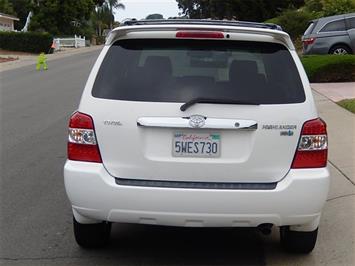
68 112 102 163
176 31 225 39
302 37 316 45
291 118 328 169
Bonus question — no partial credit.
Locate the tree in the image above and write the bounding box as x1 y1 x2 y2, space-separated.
322 0 355 16
92 3 112 36
29 0 95 36
11 0 32 30
0 0 15 15
146 13 164 19
304 0 355 17
176 0 305 21
105 0 125 28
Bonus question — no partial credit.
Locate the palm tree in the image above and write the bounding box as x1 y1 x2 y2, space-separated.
105 0 125 29
92 3 111 36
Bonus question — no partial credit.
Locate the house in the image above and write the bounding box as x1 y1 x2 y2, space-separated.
0 12 19 31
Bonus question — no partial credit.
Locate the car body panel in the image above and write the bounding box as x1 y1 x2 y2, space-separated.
65 160 329 228
302 13 355 54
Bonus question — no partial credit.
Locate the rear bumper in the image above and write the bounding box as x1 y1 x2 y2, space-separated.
64 160 330 228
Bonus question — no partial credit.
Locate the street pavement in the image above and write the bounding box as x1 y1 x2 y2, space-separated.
0 46 103 72
0 49 354 266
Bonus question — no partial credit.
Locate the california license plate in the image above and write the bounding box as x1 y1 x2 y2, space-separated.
173 133 221 157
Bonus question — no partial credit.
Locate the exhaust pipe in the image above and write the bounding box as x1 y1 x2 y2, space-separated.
258 223 273 235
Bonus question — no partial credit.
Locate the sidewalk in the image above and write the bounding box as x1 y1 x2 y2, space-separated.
266 91 355 265
0 45 103 72
313 90 355 184
312 82 355 102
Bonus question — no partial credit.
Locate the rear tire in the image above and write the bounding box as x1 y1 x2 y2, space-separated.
280 226 318 253
73 217 111 248
329 45 352 55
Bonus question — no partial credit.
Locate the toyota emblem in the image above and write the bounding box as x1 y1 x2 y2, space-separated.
189 115 206 128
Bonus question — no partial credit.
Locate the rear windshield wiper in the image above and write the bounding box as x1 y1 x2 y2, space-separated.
180 97 260 111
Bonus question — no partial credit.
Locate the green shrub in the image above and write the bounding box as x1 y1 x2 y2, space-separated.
0 31 53 54
266 10 313 39
301 55 355 82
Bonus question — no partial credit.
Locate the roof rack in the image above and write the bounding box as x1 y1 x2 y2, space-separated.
122 19 282 31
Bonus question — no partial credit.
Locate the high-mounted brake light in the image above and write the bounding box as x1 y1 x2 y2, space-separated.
291 118 327 168
176 31 225 39
302 37 316 45
68 112 102 163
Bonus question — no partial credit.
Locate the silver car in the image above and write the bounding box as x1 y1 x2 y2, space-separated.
302 13 355 55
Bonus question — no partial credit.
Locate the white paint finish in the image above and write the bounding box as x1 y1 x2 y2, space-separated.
65 22 329 230
64 160 329 227
107 24 295 49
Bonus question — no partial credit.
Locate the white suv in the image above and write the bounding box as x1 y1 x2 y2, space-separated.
64 19 329 253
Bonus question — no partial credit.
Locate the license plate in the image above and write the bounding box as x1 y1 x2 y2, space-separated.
173 133 221 157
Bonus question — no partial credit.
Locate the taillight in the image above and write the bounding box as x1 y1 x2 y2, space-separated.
68 112 102 163
302 37 316 45
176 31 224 39
291 118 328 169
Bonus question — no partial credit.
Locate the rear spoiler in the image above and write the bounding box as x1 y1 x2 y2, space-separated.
106 24 295 50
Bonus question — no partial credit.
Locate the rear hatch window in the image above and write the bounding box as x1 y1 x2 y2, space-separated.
92 39 305 104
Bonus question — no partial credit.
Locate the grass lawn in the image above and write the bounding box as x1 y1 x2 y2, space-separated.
301 55 355 83
337 99 355 114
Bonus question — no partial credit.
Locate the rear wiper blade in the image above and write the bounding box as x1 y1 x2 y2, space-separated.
180 97 260 111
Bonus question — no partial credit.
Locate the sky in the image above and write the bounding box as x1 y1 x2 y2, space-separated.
114 0 181 22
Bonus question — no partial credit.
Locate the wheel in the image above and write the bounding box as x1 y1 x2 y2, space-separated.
73 216 111 248
280 226 318 253
329 45 352 55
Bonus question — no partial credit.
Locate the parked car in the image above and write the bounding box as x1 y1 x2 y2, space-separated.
64 19 329 253
302 13 355 55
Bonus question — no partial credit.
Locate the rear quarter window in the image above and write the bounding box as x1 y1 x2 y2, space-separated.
92 39 305 104
304 22 316 35
320 19 346 32
346 17 355 29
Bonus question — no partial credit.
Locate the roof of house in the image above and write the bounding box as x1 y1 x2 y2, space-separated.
0 12 19 21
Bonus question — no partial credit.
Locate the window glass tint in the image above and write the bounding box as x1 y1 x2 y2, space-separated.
320 19 346 32
304 22 315 35
346 17 355 29
92 39 305 104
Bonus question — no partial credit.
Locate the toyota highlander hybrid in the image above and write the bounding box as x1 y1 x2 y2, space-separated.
64 19 329 253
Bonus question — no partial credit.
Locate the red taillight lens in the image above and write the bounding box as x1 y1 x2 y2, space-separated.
302 37 316 45
176 31 224 39
67 112 102 163
291 118 328 169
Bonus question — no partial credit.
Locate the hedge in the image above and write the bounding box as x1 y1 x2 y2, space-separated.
265 10 313 40
0 31 53 54
301 55 355 83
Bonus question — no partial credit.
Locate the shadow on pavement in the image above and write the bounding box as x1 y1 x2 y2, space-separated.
77 224 269 265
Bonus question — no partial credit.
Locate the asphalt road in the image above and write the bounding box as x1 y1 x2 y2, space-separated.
1 49 354 266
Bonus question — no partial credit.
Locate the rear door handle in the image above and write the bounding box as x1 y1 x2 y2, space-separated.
137 117 258 130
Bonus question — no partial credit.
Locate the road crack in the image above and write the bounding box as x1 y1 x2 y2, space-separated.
327 193 355 202
328 160 355 186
